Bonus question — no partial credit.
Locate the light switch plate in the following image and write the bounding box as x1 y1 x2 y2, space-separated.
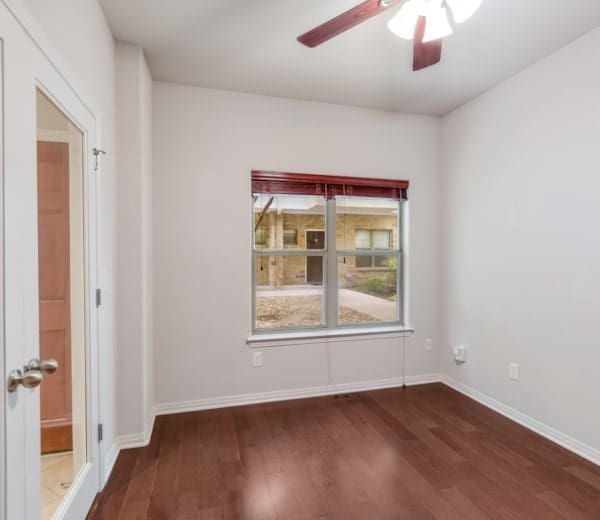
253 351 263 368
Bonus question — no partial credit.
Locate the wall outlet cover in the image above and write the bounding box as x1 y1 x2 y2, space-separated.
253 351 263 368
425 338 433 351
509 362 520 381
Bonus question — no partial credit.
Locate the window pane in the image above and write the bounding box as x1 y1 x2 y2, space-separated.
336 196 399 250
253 194 325 250
354 229 371 249
283 228 297 245
355 255 372 268
338 255 399 324
255 255 324 330
372 230 391 249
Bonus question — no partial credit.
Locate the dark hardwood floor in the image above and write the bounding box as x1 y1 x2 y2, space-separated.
88 384 600 519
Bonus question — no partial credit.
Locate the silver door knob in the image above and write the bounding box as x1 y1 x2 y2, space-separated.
26 358 59 375
7 369 43 392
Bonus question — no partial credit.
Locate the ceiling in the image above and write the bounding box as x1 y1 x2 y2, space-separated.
99 0 600 115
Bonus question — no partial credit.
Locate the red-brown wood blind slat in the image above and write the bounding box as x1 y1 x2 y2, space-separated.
251 171 409 200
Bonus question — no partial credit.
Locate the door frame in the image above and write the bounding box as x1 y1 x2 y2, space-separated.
0 36 6 520
35 83 101 519
1 0 103 518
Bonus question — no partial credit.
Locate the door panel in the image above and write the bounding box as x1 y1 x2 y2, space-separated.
306 230 324 284
38 141 73 454
2 1 101 518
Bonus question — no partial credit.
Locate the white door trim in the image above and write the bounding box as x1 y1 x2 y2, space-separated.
0 37 6 520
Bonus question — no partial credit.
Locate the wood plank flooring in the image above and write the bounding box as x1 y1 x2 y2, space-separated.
88 384 600 519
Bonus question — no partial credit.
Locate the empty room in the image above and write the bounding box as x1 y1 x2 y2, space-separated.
1 0 599 518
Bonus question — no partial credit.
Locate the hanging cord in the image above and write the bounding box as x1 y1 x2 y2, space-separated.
325 338 343 398
343 185 347 264
401 334 406 390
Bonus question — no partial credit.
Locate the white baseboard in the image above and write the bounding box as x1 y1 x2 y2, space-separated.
116 411 156 450
102 441 119 487
154 373 441 416
440 374 600 467
113 373 439 453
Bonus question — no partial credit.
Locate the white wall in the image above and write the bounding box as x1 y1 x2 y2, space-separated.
441 27 600 455
153 83 441 408
22 0 118 475
115 42 153 439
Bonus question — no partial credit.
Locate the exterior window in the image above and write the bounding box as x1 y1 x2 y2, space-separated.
355 230 392 268
255 228 268 246
283 228 298 245
252 172 408 333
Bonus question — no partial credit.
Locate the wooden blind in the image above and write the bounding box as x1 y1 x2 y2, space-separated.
251 171 409 200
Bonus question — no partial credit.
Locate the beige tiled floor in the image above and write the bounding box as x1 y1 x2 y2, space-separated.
41 452 73 520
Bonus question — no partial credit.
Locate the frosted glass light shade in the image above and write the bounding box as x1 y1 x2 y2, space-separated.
387 0 420 40
423 6 453 42
447 0 482 23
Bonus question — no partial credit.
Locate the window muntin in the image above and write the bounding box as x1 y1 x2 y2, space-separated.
252 180 406 333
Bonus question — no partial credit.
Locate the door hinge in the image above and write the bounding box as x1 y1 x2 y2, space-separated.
97 423 103 443
96 288 102 307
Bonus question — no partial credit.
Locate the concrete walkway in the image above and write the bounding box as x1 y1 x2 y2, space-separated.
256 286 396 321
339 289 397 321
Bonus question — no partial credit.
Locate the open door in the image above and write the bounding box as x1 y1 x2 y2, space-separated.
1 3 101 519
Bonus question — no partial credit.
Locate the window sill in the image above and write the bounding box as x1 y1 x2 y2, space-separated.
247 325 414 348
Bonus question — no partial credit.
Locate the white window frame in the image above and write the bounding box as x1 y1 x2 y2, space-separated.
250 197 411 342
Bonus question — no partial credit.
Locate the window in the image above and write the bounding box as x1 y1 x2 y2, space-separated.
252 171 408 333
255 227 268 246
355 230 393 268
283 228 298 245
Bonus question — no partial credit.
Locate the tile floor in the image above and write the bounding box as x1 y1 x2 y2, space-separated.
41 452 73 520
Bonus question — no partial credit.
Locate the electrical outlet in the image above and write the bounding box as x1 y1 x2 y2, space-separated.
425 338 433 351
252 351 263 368
509 362 520 381
454 345 467 364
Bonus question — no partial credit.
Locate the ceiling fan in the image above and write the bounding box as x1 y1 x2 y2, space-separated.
298 0 482 71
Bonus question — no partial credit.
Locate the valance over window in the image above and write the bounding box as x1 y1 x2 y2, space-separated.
251 171 409 200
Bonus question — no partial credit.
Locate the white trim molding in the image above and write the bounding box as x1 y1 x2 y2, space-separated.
114 373 439 453
116 413 156 451
154 373 440 416
247 325 414 348
102 442 119 487
440 375 600 467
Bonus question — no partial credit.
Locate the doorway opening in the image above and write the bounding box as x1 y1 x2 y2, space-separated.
306 230 325 285
36 90 87 520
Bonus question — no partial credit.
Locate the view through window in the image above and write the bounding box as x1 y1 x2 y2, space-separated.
252 172 408 333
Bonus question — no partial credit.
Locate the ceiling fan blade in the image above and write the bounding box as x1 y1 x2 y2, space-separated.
412 16 442 71
298 0 402 48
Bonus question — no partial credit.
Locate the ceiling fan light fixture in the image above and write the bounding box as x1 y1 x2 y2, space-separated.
387 0 420 40
446 0 482 23
422 5 453 42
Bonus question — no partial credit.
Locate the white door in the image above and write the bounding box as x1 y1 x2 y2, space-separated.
1 1 101 519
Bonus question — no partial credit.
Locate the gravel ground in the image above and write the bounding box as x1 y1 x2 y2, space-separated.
256 295 376 329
